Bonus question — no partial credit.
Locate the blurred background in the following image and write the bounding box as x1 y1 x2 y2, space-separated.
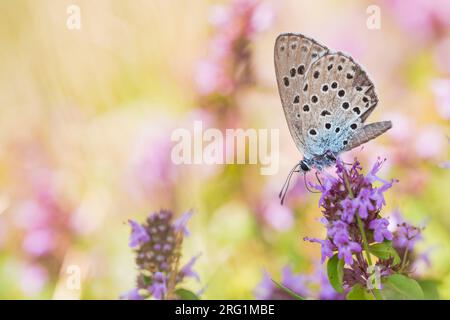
0 0 449 299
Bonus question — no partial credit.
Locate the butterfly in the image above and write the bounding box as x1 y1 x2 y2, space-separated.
274 33 392 204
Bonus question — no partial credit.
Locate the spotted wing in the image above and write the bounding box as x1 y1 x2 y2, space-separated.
274 33 329 153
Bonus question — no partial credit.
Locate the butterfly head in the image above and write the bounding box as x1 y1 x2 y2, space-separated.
299 159 311 172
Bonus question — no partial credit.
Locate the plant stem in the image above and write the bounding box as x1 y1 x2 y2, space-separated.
342 172 373 266
342 169 378 300
400 247 409 272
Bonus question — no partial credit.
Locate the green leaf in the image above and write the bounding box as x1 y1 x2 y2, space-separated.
271 279 305 300
417 279 440 300
346 284 374 300
381 274 424 300
369 241 401 265
327 254 344 294
174 288 200 300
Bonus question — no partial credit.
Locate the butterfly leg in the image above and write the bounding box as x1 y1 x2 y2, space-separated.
304 173 320 194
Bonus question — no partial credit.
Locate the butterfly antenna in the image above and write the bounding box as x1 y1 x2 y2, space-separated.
304 172 320 193
279 163 300 205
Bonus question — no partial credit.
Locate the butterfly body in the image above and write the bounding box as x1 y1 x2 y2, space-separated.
274 33 392 201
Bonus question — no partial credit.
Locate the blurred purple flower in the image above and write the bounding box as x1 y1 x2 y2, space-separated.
120 288 144 300
123 210 200 300
369 218 393 242
173 210 193 236
254 265 309 300
261 200 294 231
128 220 150 248
22 229 54 257
439 161 450 169
128 127 177 201
179 254 201 282
196 0 273 97
393 223 422 250
149 272 167 300
20 264 48 295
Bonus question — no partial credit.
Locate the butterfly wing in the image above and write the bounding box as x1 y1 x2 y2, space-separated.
274 33 329 154
299 51 390 158
343 121 392 151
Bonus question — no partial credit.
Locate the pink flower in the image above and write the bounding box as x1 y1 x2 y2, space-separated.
414 126 446 159
431 79 450 120
22 229 54 257
262 200 294 231
20 264 48 295
385 0 450 41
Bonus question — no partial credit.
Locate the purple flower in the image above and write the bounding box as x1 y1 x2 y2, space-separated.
149 272 167 300
353 188 375 219
128 220 150 248
327 220 349 239
393 223 422 250
369 218 393 242
281 265 310 297
340 198 357 223
123 210 200 300
120 288 144 300
179 254 201 282
173 210 193 236
254 265 309 300
304 237 335 263
333 232 362 265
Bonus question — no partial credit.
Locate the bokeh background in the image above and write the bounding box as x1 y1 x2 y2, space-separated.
0 0 449 299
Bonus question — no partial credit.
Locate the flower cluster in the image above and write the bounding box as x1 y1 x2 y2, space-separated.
305 159 396 266
121 209 200 300
300 158 435 299
195 0 274 97
254 265 345 300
